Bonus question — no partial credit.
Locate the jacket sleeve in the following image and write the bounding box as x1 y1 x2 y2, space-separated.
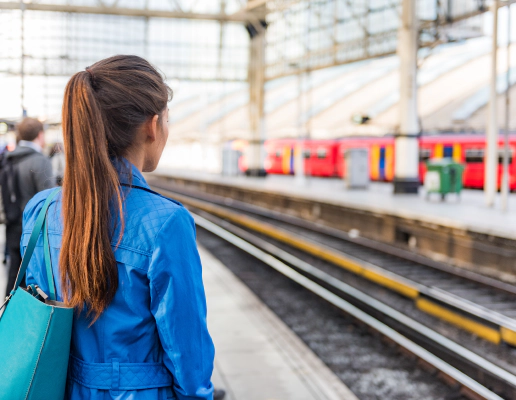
148 207 214 400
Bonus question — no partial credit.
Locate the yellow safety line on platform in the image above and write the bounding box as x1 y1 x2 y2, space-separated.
416 298 501 344
154 187 513 346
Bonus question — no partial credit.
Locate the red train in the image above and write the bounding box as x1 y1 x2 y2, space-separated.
260 134 516 189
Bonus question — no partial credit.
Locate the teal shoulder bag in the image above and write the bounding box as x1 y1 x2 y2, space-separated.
0 188 73 400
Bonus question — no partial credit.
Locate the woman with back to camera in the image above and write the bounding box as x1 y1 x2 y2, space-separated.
21 55 215 399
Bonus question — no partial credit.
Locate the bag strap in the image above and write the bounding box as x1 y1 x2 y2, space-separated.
13 188 61 295
43 218 56 301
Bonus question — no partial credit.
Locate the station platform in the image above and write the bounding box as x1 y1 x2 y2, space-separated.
149 168 516 280
0 228 356 400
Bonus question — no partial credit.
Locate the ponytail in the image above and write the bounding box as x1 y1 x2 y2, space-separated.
61 72 123 320
60 56 171 321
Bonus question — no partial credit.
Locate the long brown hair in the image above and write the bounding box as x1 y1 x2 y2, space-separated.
61 55 171 321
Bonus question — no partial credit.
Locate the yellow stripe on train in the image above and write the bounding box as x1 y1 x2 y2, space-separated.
370 145 380 180
282 146 292 174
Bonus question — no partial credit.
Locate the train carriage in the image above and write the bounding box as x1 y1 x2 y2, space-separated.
303 140 339 177
259 133 516 190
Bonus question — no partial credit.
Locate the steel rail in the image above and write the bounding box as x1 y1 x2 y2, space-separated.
150 182 516 346
148 178 516 296
192 212 511 400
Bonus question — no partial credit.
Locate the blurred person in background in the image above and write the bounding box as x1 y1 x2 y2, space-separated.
49 142 65 185
2 117 55 298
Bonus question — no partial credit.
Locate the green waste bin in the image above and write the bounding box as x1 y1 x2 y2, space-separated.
424 158 464 200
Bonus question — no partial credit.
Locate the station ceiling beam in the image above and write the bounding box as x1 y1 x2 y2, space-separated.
262 0 516 81
0 1 251 21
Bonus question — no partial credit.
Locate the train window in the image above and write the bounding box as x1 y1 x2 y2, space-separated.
465 149 484 163
316 148 327 159
303 149 311 159
419 149 431 162
275 150 282 158
498 149 514 164
464 148 514 163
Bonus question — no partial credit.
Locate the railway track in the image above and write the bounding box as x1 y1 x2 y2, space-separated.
195 211 516 399
146 178 516 399
148 177 516 348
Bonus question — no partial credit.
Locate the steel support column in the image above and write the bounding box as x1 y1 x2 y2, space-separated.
245 14 267 177
502 2 511 212
485 1 499 207
394 0 420 194
294 70 306 186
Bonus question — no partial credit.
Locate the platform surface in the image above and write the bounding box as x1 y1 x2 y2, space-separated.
153 168 516 240
201 244 358 400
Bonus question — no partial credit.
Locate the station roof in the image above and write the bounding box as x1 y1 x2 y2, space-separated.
169 37 514 143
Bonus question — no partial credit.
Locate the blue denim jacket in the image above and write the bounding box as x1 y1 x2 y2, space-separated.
22 163 215 400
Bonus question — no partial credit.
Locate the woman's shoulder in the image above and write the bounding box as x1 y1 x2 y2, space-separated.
23 188 60 228
125 186 186 218
122 188 193 243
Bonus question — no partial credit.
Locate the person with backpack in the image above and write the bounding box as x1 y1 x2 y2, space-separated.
2 117 55 298
20 56 215 399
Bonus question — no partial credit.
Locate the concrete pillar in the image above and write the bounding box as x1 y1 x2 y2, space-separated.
245 13 267 177
485 1 499 207
394 0 420 194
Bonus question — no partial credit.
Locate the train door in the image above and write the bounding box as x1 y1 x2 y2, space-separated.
463 147 484 188
269 146 283 174
314 146 329 176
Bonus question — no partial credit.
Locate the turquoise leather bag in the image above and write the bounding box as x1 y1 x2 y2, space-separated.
0 188 73 400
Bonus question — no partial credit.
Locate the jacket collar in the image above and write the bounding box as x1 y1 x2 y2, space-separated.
115 158 151 190
18 140 42 153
